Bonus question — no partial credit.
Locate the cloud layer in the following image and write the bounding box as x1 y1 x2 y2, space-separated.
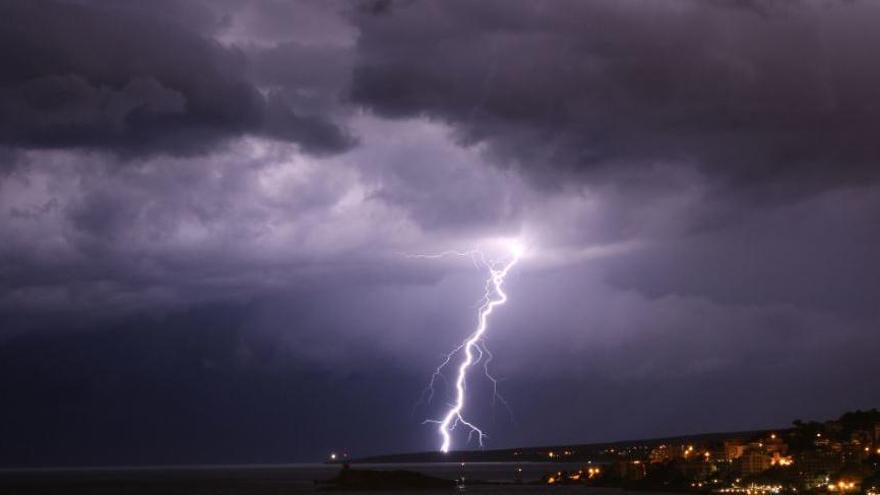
352 0 880 196
1 0 878 465
0 0 354 157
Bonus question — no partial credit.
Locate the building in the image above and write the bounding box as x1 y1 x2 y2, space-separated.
797 450 843 478
763 433 788 455
650 444 680 464
707 443 727 462
675 457 714 480
738 450 771 475
724 439 747 461
770 452 794 467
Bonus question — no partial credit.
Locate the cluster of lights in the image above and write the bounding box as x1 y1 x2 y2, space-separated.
602 444 651 457
545 471 565 485
770 455 794 466
546 466 602 485
545 449 574 459
540 427 875 491
827 480 857 492
717 485 783 495
689 480 726 489
748 484 782 494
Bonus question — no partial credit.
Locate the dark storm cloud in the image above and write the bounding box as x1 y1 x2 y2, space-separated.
0 306 429 465
351 0 880 196
0 0 353 158
2 0 880 466
0 120 477 324
249 42 353 115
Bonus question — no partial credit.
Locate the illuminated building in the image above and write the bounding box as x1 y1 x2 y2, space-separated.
738 450 771 475
724 439 747 461
827 480 858 492
770 452 793 467
763 434 788 455
649 444 678 463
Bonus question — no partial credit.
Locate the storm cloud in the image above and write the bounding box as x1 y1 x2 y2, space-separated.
0 0 878 466
351 0 880 196
0 0 354 157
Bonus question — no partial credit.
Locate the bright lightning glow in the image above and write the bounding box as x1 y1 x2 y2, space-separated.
504 239 526 259
417 239 525 453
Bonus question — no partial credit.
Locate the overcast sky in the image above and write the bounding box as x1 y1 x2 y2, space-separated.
1 0 879 466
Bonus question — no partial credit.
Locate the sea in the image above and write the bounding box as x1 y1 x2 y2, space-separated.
0 462 688 494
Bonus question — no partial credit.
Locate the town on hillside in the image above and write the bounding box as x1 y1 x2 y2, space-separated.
535 409 880 494
357 409 880 493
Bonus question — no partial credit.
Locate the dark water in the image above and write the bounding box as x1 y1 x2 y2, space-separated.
0 462 684 494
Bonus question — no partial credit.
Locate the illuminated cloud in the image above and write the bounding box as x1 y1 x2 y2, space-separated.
1 0 879 465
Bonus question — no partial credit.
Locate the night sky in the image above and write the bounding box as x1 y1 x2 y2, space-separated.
1 0 879 467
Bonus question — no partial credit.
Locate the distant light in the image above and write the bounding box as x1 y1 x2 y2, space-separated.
329 452 337 460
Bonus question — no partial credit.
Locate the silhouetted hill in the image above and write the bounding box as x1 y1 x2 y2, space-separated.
356 428 774 464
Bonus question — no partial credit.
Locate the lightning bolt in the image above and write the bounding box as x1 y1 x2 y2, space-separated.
413 241 523 453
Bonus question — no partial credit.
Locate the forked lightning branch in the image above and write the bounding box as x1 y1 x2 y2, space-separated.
411 239 525 453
